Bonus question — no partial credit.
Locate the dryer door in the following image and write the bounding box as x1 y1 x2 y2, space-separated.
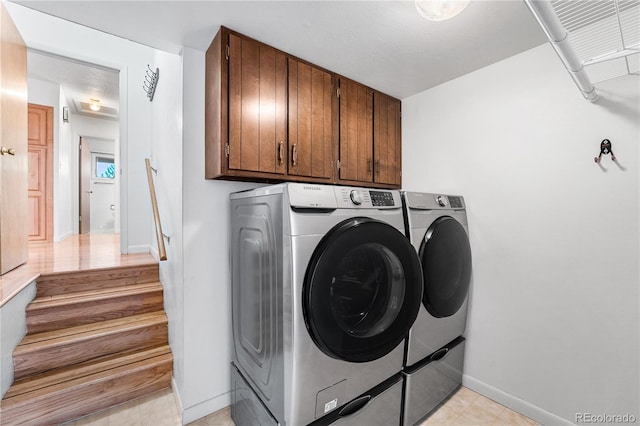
419 216 472 318
303 217 423 363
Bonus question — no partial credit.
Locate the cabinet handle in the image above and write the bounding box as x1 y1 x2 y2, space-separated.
375 159 380 174
278 141 284 165
0 147 16 156
292 144 297 167
367 158 372 174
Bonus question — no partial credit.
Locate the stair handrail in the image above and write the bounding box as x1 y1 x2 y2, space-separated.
145 158 167 261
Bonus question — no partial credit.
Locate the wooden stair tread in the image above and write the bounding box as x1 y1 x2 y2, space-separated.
36 263 160 297
27 282 162 309
4 345 172 399
17 311 167 349
26 282 165 335
1 352 172 425
37 262 158 279
3 261 172 425
4 352 172 404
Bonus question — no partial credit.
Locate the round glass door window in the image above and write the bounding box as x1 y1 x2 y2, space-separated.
303 217 422 362
420 216 472 318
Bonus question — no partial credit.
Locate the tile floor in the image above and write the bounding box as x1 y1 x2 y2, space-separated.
64 386 538 426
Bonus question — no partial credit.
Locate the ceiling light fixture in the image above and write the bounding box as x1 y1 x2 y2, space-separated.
415 0 470 21
89 98 101 112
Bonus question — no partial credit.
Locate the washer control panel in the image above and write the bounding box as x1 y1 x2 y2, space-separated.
336 187 400 208
349 190 363 205
288 183 401 209
370 190 396 207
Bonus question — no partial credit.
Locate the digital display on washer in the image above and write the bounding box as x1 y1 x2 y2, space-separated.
448 196 463 208
369 191 395 206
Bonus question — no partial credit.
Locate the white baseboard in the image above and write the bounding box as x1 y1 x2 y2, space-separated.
54 231 73 243
127 244 151 254
463 374 573 426
171 377 184 425
181 391 231 425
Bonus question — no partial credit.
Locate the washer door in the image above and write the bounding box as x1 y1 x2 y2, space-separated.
419 216 472 318
303 217 423 363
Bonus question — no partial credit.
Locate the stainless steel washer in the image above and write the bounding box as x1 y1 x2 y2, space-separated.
230 183 423 425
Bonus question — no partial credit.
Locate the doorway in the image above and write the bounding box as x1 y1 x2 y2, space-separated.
79 137 117 234
27 103 54 242
26 49 120 241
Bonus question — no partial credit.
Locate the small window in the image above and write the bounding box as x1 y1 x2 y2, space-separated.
94 155 115 180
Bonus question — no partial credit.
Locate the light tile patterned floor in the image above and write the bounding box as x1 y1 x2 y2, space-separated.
64 389 181 426
421 387 538 426
66 386 537 426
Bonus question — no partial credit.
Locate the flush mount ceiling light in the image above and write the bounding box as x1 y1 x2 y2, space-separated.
415 0 470 21
89 98 101 112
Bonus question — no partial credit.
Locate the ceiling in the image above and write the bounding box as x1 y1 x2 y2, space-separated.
27 50 120 119
16 1 547 100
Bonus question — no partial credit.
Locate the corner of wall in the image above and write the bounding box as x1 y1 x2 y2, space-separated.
0 281 37 397
181 391 230 425
463 374 573 425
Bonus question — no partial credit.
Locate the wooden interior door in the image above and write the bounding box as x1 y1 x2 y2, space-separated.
338 77 373 183
373 92 402 186
0 3 28 274
228 33 287 175
288 58 333 179
27 104 53 241
79 137 91 234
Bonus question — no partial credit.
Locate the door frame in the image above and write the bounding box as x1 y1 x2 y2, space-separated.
78 136 91 234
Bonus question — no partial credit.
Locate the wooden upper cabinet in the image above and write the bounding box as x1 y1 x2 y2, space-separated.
205 26 401 188
228 33 287 175
288 58 333 180
205 27 287 179
373 92 401 186
338 77 373 184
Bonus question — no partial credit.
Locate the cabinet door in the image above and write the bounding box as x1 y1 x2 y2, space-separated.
228 33 287 175
338 78 373 183
288 59 333 180
373 92 401 186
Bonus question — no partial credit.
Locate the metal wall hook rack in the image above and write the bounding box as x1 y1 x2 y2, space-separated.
594 139 616 163
143 65 159 101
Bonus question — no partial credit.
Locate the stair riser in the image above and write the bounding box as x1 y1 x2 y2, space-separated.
14 323 168 380
36 264 159 297
1 357 172 426
26 291 164 334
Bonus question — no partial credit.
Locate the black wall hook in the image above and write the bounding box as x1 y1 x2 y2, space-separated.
594 139 615 163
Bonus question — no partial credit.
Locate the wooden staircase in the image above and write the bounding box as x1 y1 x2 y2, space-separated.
0 263 173 425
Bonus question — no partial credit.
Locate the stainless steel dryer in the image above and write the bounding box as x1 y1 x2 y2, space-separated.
230 183 423 426
400 192 472 425
401 192 472 366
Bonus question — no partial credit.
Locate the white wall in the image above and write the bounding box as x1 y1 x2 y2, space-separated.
57 87 73 241
144 45 254 425
402 44 639 424
181 47 260 423
148 47 185 416
0 283 35 398
9 2 154 254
